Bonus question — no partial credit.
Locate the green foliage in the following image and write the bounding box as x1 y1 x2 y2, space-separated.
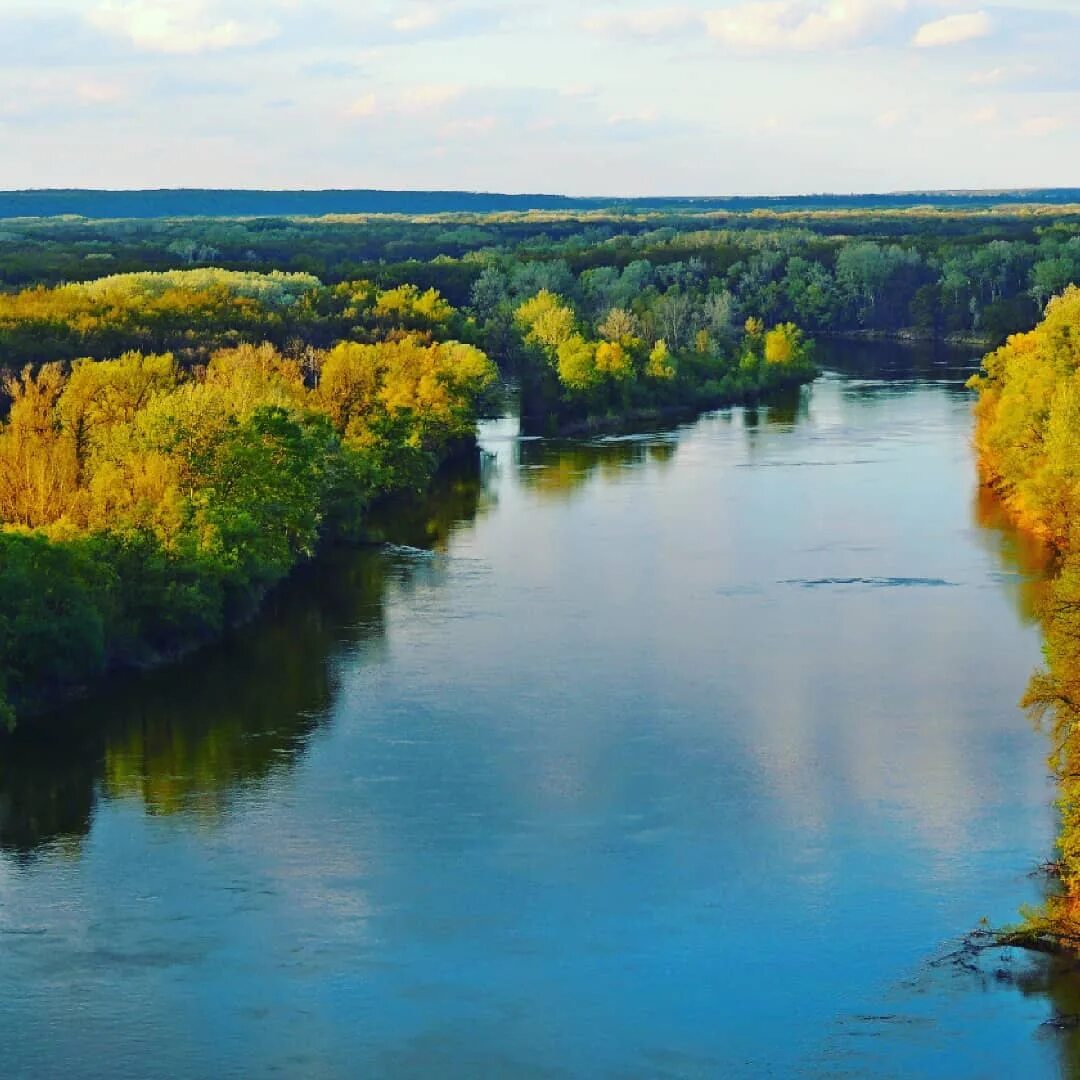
512 286 815 430
0 276 497 725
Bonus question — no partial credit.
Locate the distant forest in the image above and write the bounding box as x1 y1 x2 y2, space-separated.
3 202 1080 351
3 188 1080 220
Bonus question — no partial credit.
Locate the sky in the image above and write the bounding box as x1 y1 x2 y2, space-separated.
0 0 1077 195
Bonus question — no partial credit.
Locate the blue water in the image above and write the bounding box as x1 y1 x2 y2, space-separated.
0 347 1069 1077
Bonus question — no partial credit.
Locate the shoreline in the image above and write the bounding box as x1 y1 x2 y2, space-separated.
2 438 482 734
522 369 817 439
820 328 996 349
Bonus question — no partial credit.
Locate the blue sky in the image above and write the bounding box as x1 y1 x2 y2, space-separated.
0 0 1076 194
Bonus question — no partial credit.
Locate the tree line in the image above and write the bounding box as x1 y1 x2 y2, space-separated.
970 287 1080 953
2 207 1079 345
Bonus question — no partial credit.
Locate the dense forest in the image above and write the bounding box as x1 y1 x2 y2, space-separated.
2 206 1079 348
0 257 811 725
970 288 1080 952
4 198 1080 729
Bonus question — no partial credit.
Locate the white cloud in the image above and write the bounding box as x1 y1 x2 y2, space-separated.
913 11 992 49
967 106 998 126
608 108 659 125
440 115 497 138
398 84 463 112
89 0 278 53
1022 115 1066 138
875 108 906 130
346 94 378 119
968 62 1037 87
342 84 469 123
582 1 906 50
76 80 127 106
583 7 697 37
705 0 906 52
393 6 441 33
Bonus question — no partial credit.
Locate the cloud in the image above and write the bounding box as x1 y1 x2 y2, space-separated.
1022 115 1066 138
608 108 660 126
303 59 365 79
346 94 378 119
583 7 697 37
559 84 597 99
398 84 464 112
913 11 992 48
439 115 498 138
704 0 907 52
967 105 998 125
582 1 907 50
874 108 906 130
88 0 279 53
343 84 467 123
392 5 441 33
75 80 127 106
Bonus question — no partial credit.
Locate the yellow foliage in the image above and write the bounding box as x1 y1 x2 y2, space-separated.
206 343 306 417
556 335 599 391
764 323 805 365
515 290 576 350
646 340 676 380
971 285 1080 543
374 284 454 327
0 334 495 545
595 340 634 381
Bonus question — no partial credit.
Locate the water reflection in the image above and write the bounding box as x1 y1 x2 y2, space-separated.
741 384 809 429
962 466 1080 1072
974 485 1057 624
517 433 679 501
0 455 491 856
820 337 982 386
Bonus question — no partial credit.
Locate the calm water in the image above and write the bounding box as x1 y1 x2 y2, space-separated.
1 341 1073 1077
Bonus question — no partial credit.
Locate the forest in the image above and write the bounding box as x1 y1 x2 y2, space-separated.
5 199 1080 729
0 257 812 725
969 287 1080 953
2 206 1079 349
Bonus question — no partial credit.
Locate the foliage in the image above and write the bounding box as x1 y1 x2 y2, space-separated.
0 314 496 725
969 286 1080 545
971 288 1080 950
511 284 815 431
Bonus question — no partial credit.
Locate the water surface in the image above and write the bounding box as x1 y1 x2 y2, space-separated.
0 341 1070 1077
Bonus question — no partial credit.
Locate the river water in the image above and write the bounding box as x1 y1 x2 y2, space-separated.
1 341 1073 1077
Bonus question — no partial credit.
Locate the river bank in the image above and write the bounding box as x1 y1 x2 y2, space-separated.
1 435 486 731
823 327 998 349
521 368 816 437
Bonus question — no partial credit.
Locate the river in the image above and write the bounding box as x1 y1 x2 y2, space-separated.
0 340 1072 1077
